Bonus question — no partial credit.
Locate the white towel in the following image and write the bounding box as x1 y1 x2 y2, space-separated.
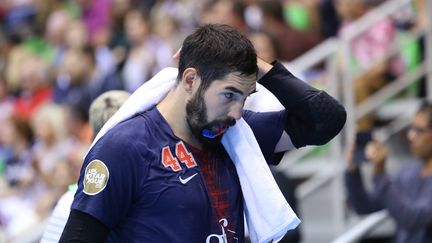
87 67 300 243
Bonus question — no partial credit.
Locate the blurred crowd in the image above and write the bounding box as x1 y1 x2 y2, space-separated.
0 0 426 240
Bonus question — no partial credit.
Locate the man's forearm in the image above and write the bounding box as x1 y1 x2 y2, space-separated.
59 210 109 242
258 61 346 147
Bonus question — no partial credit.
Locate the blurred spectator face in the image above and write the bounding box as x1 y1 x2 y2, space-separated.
45 10 70 45
248 32 277 63
52 160 74 189
65 20 88 49
19 55 49 93
153 15 178 41
334 0 368 21
60 49 90 85
31 103 66 145
407 111 432 160
32 116 53 144
125 10 150 45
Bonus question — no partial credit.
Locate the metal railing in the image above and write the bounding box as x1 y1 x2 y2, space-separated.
277 0 432 241
331 210 389 243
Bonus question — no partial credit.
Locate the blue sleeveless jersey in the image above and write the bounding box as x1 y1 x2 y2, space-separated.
71 106 285 242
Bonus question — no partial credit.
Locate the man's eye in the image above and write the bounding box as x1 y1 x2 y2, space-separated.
224 93 234 99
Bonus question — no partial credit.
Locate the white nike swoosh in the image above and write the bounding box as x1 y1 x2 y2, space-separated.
179 173 198 184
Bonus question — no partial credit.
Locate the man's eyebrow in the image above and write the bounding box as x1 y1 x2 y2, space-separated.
225 86 245 95
225 87 257 96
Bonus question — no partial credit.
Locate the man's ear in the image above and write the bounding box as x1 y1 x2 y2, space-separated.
181 68 198 93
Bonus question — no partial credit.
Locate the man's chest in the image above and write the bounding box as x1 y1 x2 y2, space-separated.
130 139 244 241
139 140 237 211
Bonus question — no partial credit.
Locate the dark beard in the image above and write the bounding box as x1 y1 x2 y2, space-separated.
185 90 235 150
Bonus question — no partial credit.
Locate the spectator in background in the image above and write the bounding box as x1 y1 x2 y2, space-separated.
44 9 73 69
53 46 123 111
1 1 37 43
248 30 279 63
200 0 250 34
345 100 432 243
63 101 93 146
46 9 117 82
334 0 400 133
4 38 36 94
64 20 88 50
13 54 53 119
122 6 173 92
30 103 75 218
258 0 323 62
31 103 68 188
0 116 34 194
150 0 198 36
151 14 183 53
40 90 130 243
53 47 92 108
106 0 132 73
0 116 39 239
88 90 130 137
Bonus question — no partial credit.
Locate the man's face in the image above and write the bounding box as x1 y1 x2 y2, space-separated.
407 111 432 161
186 72 256 148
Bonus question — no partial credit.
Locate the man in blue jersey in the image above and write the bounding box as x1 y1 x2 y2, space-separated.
60 24 346 242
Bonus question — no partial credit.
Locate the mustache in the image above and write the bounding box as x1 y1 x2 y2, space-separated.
207 117 236 129
201 117 236 139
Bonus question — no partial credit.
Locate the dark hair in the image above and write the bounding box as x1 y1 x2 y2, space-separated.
418 99 432 126
178 24 257 91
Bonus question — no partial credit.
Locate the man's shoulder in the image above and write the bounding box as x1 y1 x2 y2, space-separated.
106 111 158 142
90 113 158 157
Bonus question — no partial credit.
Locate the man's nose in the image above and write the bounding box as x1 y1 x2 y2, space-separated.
227 102 243 120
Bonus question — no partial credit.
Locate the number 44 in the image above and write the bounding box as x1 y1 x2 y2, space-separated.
161 141 197 171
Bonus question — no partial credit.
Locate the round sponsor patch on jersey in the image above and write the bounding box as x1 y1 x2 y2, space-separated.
83 160 109 195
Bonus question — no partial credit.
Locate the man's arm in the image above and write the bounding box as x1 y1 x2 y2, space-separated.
344 168 384 214
344 141 386 214
59 210 109 242
257 60 346 149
